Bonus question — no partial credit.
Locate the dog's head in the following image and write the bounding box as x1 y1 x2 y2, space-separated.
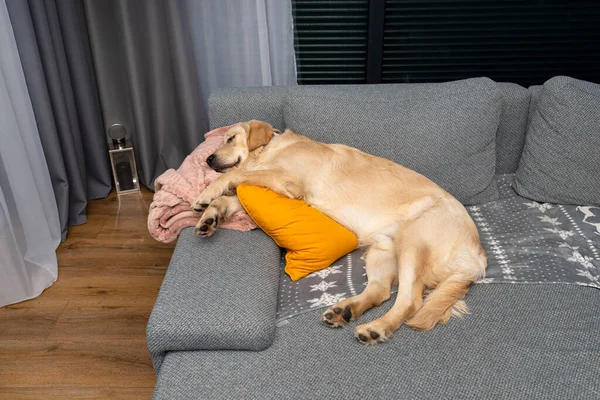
206 120 279 172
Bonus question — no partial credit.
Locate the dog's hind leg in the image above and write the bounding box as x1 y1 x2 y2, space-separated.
322 235 397 328
405 275 471 331
194 195 243 236
405 241 483 330
354 236 426 344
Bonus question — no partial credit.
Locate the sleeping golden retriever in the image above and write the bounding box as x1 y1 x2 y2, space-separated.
192 120 487 344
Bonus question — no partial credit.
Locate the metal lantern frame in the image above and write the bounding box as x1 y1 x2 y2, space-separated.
108 123 141 195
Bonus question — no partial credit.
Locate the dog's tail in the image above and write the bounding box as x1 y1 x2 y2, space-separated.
405 276 472 331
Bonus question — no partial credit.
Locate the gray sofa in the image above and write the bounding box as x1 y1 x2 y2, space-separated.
147 79 600 399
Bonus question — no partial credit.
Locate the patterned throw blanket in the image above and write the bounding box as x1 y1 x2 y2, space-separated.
276 175 600 322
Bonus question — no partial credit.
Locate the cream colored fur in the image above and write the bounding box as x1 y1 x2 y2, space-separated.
192 120 487 344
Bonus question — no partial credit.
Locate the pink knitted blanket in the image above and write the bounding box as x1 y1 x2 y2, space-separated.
147 124 257 243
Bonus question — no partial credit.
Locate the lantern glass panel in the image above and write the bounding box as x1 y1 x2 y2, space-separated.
109 148 140 194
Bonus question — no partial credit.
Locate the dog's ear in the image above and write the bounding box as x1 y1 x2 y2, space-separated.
246 120 275 151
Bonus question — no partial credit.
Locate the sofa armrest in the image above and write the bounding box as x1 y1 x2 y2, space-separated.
147 227 281 372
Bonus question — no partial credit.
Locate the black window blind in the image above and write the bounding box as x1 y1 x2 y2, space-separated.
292 0 370 84
293 0 600 86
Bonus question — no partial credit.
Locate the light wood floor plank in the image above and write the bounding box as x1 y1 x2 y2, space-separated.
0 387 154 400
0 187 175 398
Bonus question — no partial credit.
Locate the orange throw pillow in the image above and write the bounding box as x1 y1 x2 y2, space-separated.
237 184 358 281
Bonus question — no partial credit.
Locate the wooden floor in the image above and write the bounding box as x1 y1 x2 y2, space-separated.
0 188 175 399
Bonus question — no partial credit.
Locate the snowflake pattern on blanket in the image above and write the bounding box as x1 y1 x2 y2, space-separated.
276 175 600 322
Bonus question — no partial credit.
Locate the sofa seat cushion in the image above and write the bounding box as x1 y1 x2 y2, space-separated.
153 284 600 400
283 77 502 205
275 174 600 321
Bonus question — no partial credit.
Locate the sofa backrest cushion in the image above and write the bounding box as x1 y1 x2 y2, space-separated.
515 76 600 205
282 77 501 204
207 80 530 185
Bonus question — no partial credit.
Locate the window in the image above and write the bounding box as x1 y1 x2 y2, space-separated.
293 0 600 86
292 0 370 84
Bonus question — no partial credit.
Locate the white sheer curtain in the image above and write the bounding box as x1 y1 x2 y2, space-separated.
184 0 297 114
0 0 60 307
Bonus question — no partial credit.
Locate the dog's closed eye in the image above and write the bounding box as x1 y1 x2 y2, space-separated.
227 135 236 143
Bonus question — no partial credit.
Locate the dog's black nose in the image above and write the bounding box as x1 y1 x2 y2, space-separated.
206 154 215 166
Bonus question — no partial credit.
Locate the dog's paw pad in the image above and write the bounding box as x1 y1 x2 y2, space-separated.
322 305 352 328
354 325 389 345
194 214 219 237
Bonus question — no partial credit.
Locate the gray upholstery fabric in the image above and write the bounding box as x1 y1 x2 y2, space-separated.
208 82 528 177
515 76 600 205
151 80 600 399
283 78 501 204
495 83 531 174
208 86 288 130
146 227 281 372
526 85 543 128
153 284 600 400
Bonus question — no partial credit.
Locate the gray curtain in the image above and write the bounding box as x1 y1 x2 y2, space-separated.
83 0 297 189
83 0 208 189
1 0 60 306
185 0 297 113
6 0 112 241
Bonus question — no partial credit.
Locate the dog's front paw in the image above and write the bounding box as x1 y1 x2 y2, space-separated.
194 208 219 237
190 193 213 214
